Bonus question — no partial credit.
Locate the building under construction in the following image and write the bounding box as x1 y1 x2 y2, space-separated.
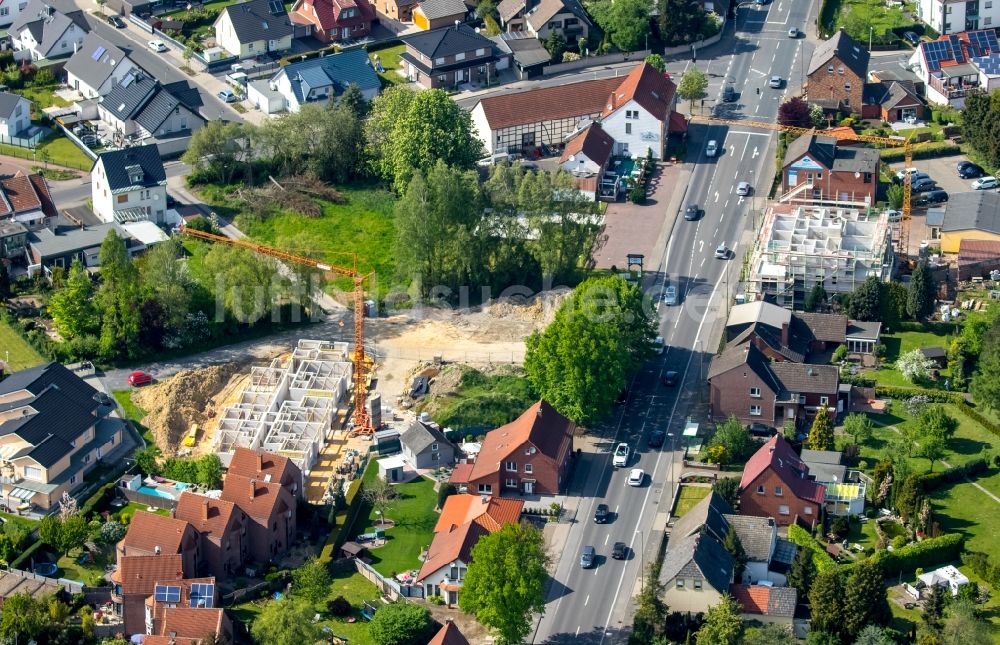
214 339 353 474
745 200 893 307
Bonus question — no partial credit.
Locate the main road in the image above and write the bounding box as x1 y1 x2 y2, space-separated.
531 1 816 642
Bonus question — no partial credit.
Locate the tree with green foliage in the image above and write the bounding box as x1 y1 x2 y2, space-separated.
58 514 88 555
632 562 668 641
100 520 127 545
0 261 10 299
525 276 655 424
644 53 666 71
588 0 650 51
941 598 992 645
843 413 874 446
48 258 99 340
960 89 1000 170
657 0 708 46
922 583 947 634
460 523 548 645
133 446 161 476
696 594 744 645
919 404 958 440
787 542 816 599
848 275 882 321
366 87 483 192
898 348 935 383
291 557 332 604
202 244 281 326
96 231 141 359
545 30 566 61
853 625 895 645
0 592 47 642
805 284 827 312
437 482 457 510
908 261 937 320
251 597 322 645
369 602 433 645
182 120 253 185
38 515 61 549
879 281 909 327
843 559 891 639
707 416 753 464
722 525 747 582
745 624 797 645
886 183 904 210
809 569 845 639
807 411 835 451
138 238 192 345
712 476 739 507
195 454 223 488
677 67 708 111
338 82 369 118
895 473 923 522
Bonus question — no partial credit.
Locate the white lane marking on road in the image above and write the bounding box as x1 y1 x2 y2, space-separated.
714 191 719 203
724 199 729 209
605 534 610 545
729 144 735 155
753 146 760 158
755 102 761 114
594 568 599 576
576 627 581 637
738 196 745 206
749 68 767 77
598 270 730 645
700 258 706 267
714 227 719 236
699 240 704 253
585 595 590 607
729 184 734 194
693 273 699 281
614 505 619 513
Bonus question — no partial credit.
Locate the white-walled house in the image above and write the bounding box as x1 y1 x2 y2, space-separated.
917 0 1000 35
214 0 295 60
64 33 137 100
0 92 32 139
91 145 168 225
10 0 86 61
560 123 613 175
599 62 675 159
247 48 379 114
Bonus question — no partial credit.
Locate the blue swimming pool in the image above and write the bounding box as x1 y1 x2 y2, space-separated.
138 486 176 499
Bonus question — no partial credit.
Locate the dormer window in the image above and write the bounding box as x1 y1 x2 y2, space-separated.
125 164 144 184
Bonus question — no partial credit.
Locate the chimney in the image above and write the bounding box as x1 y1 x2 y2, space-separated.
257 452 263 473
454 19 460 30
202 499 210 520
154 545 161 555
250 478 257 499
780 321 789 347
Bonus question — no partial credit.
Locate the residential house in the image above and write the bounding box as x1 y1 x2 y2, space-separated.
453 400 575 496
91 144 168 225
429 621 472 645
918 565 971 596
845 320 882 355
64 33 137 100
215 0 295 60
725 301 845 363
400 419 455 469
110 553 187 635
599 62 677 159
400 23 500 89
805 29 869 113
497 0 591 42
708 343 840 429
729 584 797 628
938 190 1000 253
781 131 879 205
560 122 615 200
861 80 925 123
800 449 868 516
412 0 467 30
0 92 32 140
658 531 734 614
10 0 87 62
908 30 1000 107
154 605 232 643
379 0 418 21
416 493 523 604
289 0 373 43
219 474 296 564
739 435 825 526
25 222 144 274
248 49 380 114
174 493 247 578
917 0 1000 35
0 221 28 261
0 362 125 512
96 73 205 157
117 511 201 579
490 31 551 79
227 445 303 500
0 171 58 231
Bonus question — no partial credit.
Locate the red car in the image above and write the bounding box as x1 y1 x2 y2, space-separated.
128 371 153 387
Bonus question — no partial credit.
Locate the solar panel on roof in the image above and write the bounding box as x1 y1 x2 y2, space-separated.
91 46 106 61
154 584 181 603
189 582 215 608
268 0 282 13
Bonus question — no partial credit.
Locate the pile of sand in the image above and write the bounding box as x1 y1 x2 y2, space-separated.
132 362 249 455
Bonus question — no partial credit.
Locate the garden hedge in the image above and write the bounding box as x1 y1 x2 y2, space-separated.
880 143 961 164
873 385 964 404
319 470 367 563
788 524 837 572
866 533 964 576
920 458 988 493
11 539 45 569
956 401 1000 441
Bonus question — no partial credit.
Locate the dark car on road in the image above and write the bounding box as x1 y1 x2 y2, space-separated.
911 178 937 192
684 204 700 220
959 163 984 179
648 430 666 448
594 503 610 524
612 542 628 560
661 371 678 387
580 545 596 569
108 14 126 27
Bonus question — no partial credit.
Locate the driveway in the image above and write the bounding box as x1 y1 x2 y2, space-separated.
888 153 984 199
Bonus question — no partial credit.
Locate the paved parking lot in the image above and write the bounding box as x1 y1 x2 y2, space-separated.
888 153 992 200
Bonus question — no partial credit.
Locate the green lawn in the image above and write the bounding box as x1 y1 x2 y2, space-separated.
0 511 38 529
112 391 156 448
931 477 1000 561
0 318 44 371
417 365 536 432
56 546 112 586
864 326 956 389
834 0 914 39
37 136 96 170
673 485 711 518
227 184 397 296
16 84 69 108
368 44 406 87
352 466 438 578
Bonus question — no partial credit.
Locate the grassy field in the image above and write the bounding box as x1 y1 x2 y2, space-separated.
0 318 44 371
368 44 406 87
37 136 96 169
16 85 70 108
352 465 437 577
112 390 156 448
865 326 956 388
418 366 536 432
56 546 112 586
673 485 711 518
834 0 914 38
0 511 38 529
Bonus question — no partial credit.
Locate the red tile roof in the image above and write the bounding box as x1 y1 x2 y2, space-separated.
416 520 489 582
142 637 201 645
602 62 676 121
729 583 797 617
669 111 688 133
428 622 472 645
434 494 524 533
159 606 226 640
290 0 372 31
0 173 56 219
121 511 194 555
228 446 299 487
560 123 614 167
469 400 574 483
175 492 241 541
220 473 292 522
113 554 185 595
477 77 623 130
740 436 825 504
449 462 473 484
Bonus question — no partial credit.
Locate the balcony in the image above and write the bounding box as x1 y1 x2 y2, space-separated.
928 72 980 101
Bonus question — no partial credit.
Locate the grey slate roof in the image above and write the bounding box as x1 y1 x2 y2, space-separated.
400 420 449 455
134 88 181 133
402 23 494 60
770 362 839 395
846 320 881 340
95 144 166 192
942 191 1000 234
659 532 734 594
727 301 791 330
800 449 846 484
100 72 158 122
722 514 774 562
671 491 733 543
276 49 380 105
795 312 847 344
728 322 807 363
0 92 26 119
0 362 98 403
492 31 550 68
64 32 129 94
830 144 879 174
12 0 85 58
27 223 126 259
219 0 294 44
417 0 467 20
708 343 783 394
783 131 878 174
807 29 869 79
